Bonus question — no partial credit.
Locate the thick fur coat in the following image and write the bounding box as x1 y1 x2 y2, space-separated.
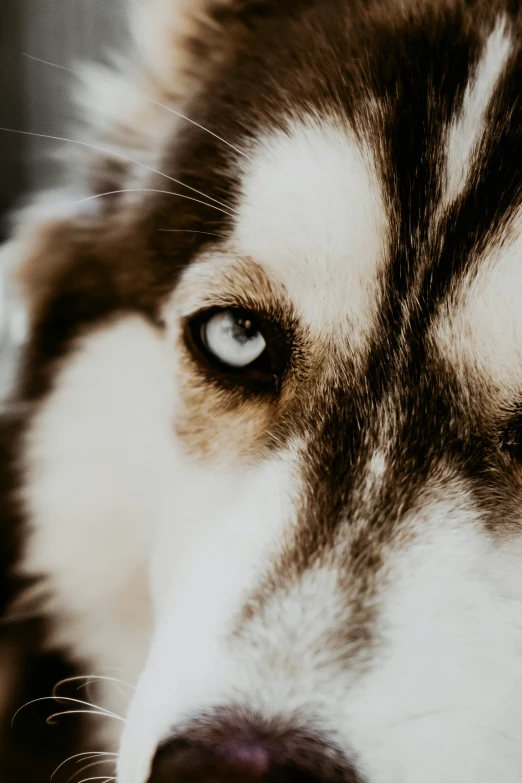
3 1 522 781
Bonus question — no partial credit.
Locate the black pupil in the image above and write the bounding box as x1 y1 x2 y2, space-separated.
231 314 258 344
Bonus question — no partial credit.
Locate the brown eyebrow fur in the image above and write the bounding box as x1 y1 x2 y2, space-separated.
173 254 295 319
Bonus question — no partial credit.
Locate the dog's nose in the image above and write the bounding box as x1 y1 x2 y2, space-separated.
148 738 272 783
146 709 364 783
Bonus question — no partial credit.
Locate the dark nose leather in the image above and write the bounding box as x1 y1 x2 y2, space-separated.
146 709 364 783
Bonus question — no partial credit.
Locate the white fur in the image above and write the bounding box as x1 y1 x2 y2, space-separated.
433 212 522 402
119 446 304 783
443 18 512 207
233 119 387 347
20 317 174 687
118 480 522 783
348 496 522 783
19 312 303 753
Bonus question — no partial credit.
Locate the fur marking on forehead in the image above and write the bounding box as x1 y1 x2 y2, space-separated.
231 118 388 346
443 16 512 208
433 213 522 405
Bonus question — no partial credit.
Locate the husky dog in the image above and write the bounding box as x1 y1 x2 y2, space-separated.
3 0 522 780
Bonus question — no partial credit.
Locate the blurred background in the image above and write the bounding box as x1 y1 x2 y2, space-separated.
0 4 129 780
0 0 128 395
0 0 127 228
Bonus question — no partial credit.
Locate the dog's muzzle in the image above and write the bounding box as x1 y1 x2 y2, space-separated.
146 708 364 783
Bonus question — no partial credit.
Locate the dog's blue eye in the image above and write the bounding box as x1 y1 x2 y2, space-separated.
202 310 267 368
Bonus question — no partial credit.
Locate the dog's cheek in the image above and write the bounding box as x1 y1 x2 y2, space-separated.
18 316 176 680
175 371 277 462
344 510 522 783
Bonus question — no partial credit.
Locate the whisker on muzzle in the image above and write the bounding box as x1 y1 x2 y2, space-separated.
11 695 124 727
66 756 118 783
51 751 118 781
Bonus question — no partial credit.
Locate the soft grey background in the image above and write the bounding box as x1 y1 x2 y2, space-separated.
0 0 129 396
4 0 128 199
22 0 128 192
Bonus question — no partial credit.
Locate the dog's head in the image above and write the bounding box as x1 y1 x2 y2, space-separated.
8 1 522 782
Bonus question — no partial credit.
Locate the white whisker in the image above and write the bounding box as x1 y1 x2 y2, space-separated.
50 692 123 719
158 229 227 238
23 52 251 161
51 674 133 709
0 128 238 216
74 777 115 783
52 674 135 696
75 754 119 764
52 752 118 781
265 429 285 449
83 680 129 704
63 673 134 705
46 709 125 725
12 696 123 727
67 758 117 783
73 188 236 217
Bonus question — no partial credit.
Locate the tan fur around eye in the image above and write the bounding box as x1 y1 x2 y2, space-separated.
175 347 278 462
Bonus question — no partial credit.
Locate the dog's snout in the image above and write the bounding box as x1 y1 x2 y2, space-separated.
147 738 272 783
146 710 364 783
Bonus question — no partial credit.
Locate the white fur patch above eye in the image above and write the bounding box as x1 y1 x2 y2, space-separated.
231 118 387 348
443 17 512 207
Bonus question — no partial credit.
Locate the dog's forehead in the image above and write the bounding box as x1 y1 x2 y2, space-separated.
231 119 387 346
433 219 522 407
187 10 521 397
427 17 522 404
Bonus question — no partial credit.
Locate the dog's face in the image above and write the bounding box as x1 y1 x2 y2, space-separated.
8 1 522 782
